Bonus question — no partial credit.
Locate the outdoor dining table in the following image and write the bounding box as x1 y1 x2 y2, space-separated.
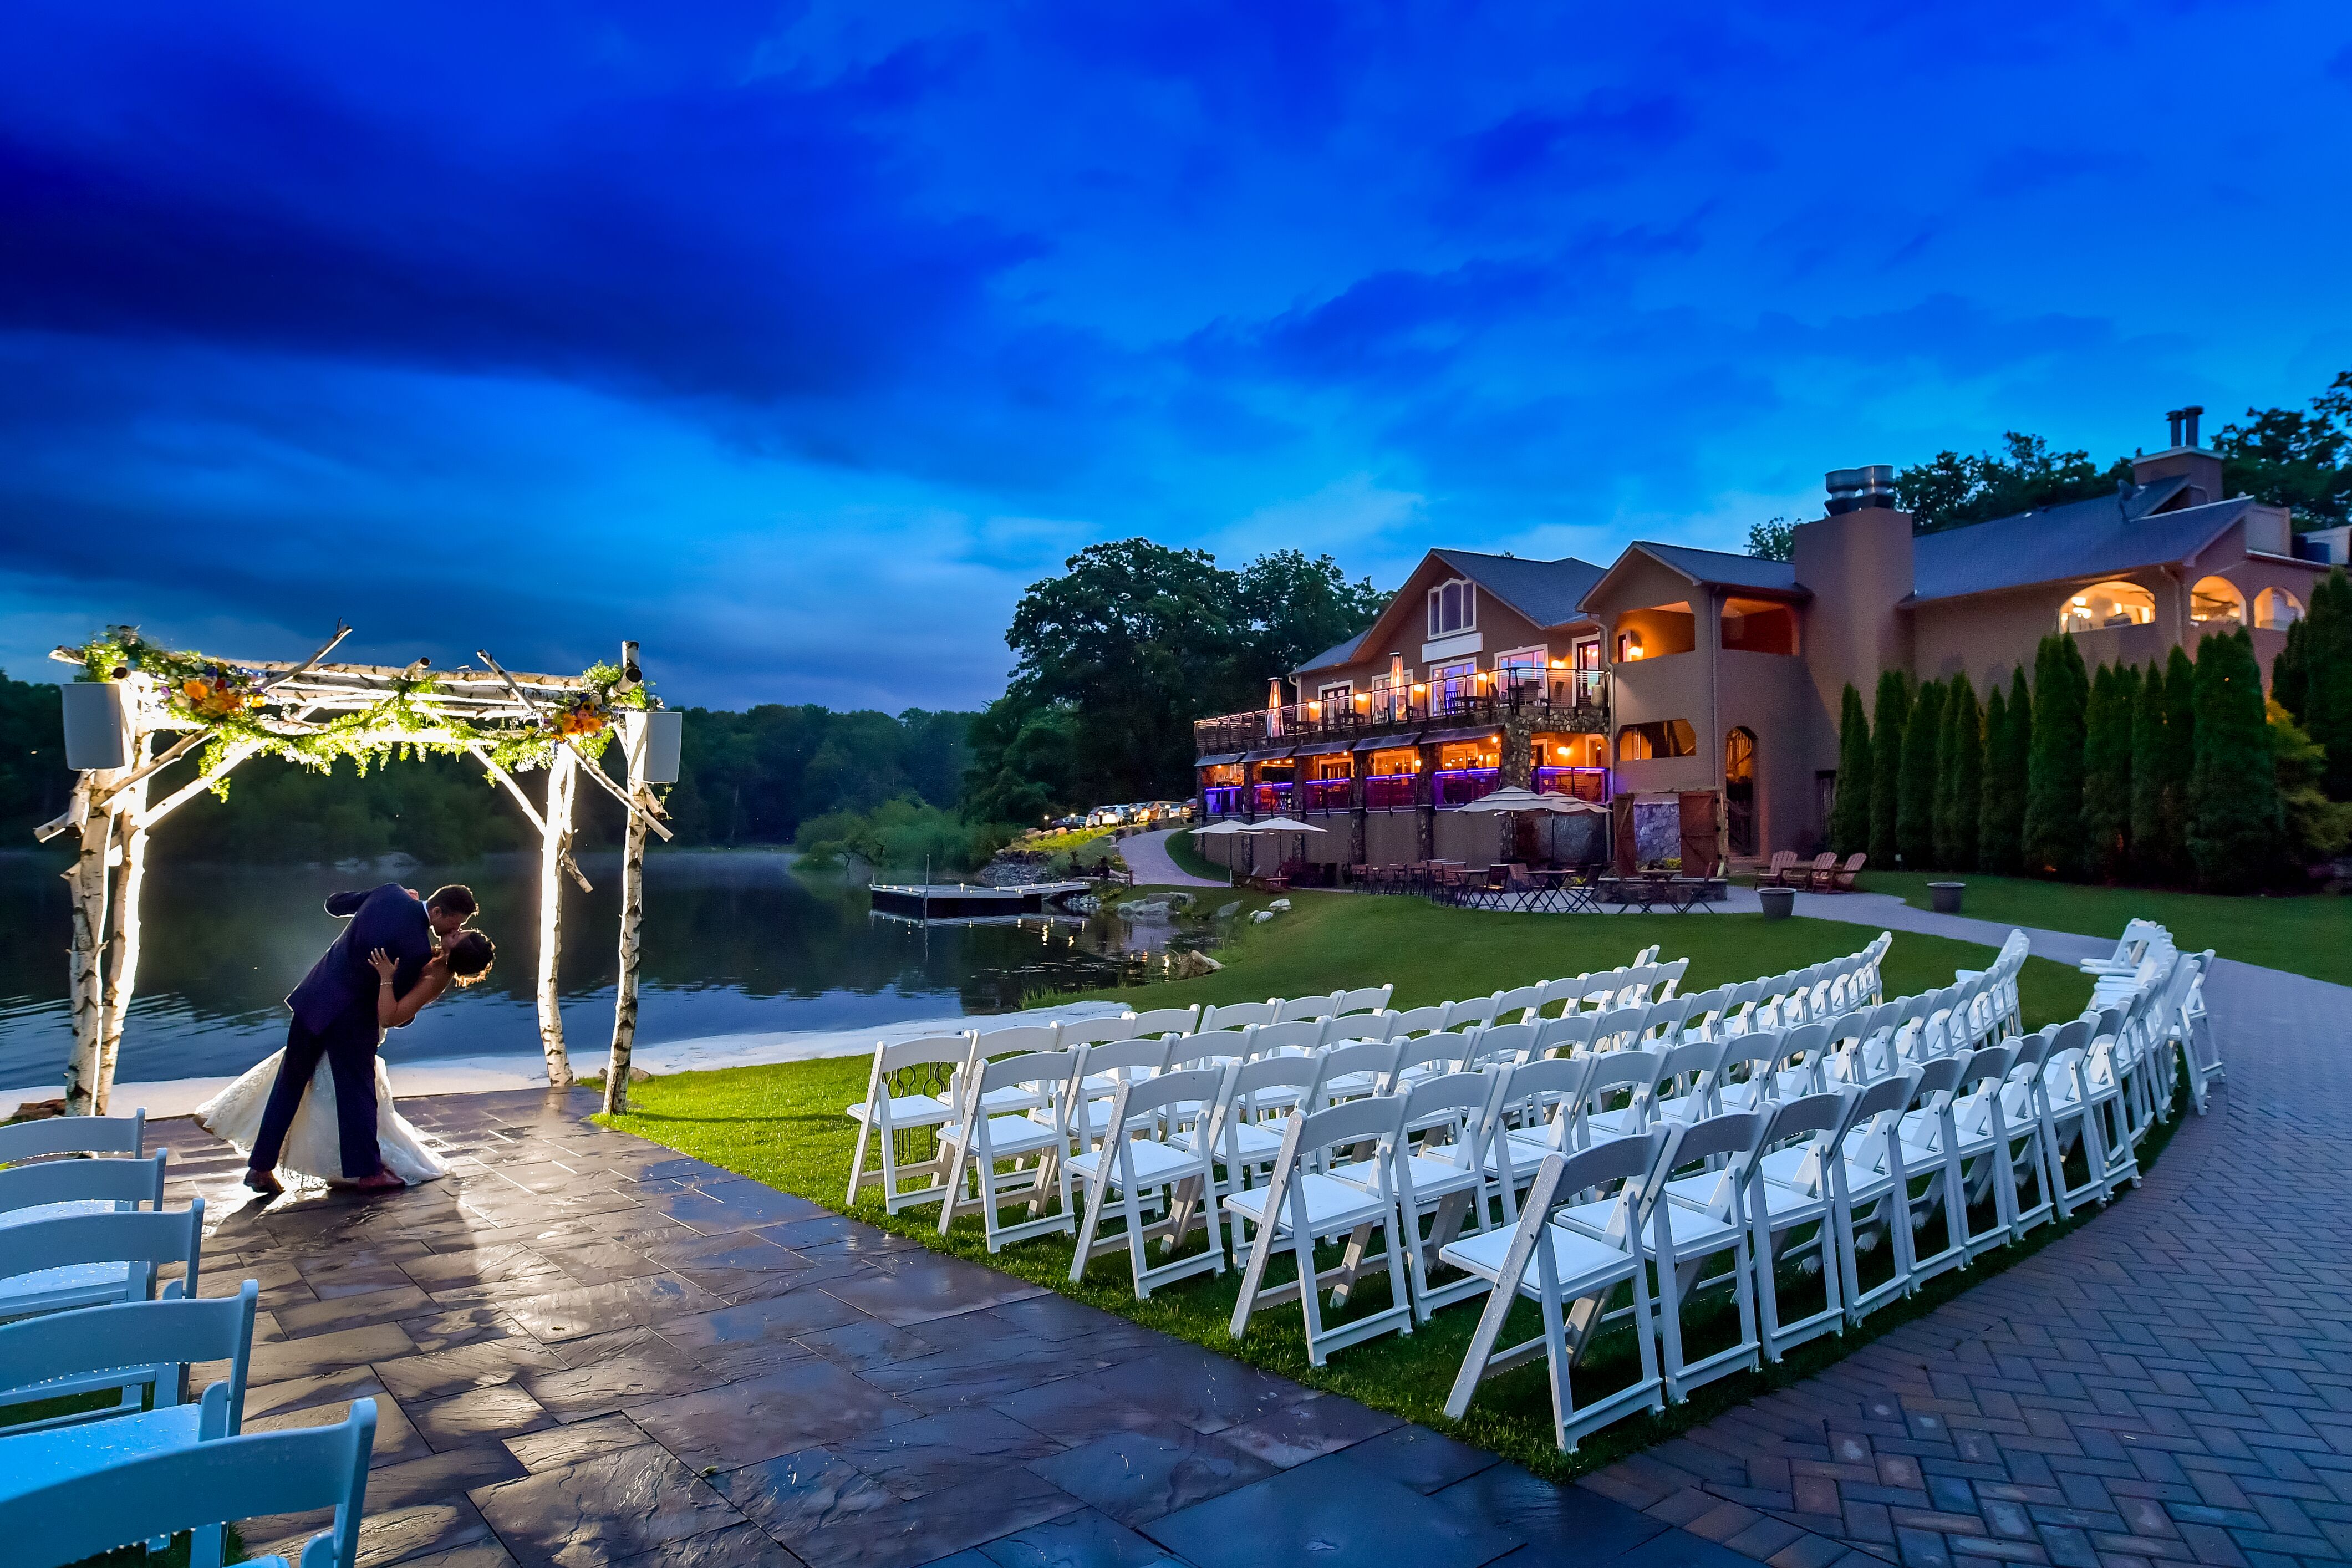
1530 868 1596 914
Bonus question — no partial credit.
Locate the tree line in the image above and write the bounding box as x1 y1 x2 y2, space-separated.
1827 570 2352 892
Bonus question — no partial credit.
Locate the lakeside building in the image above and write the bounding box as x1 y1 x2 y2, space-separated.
1192 410 2332 875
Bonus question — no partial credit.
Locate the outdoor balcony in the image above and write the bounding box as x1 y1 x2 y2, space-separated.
1192 669 1608 758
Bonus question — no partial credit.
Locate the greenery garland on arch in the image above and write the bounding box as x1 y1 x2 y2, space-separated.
76 626 650 795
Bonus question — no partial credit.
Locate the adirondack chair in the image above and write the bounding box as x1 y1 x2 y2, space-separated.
1755 851 1799 887
0 1398 376 1568
1802 852 1839 891
1827 852 1867 892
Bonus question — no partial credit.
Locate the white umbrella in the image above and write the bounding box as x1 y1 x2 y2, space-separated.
1240 816 1327 833
1453 787 1596 815
1188 819 1251 835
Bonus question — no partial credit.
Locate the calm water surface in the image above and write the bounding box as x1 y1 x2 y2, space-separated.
0 851 1165 1090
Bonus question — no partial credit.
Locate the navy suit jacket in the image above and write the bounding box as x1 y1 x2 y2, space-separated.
287 883 435 1034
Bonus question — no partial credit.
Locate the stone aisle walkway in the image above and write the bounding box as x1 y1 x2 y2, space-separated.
156 1091 1760 1568
1581 949 2352 1568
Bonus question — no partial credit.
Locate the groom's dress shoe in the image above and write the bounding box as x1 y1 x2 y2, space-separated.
243 1168 284 1196
348 1170 407 1193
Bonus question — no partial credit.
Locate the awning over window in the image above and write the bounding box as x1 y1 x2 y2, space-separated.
1418 725 1502 746
1353 732 1421 751
1238 746 1296 763
1195 752 1245 767
1290 739 1353 757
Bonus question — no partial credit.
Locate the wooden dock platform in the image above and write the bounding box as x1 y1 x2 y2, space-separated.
867 880 1096 919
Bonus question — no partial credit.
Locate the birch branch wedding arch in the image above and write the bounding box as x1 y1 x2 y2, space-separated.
37 624 682 1121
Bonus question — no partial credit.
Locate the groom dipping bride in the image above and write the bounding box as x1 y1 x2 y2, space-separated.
200 882 496 1196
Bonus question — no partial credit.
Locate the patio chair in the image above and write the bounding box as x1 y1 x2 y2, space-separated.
1066 1066 1232 1299
1827 852 1867 891
1802 852 1838 892
1 1201 206 1326
844 1032 973 1213
1 1399 376 1568
1755 851 1799 888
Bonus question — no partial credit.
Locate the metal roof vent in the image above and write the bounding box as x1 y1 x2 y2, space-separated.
1825 464 1896 515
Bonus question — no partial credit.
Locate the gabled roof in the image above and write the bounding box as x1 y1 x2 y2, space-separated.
1292 548 1606 677
1626 542 1805 596
1294 632 1369 676
1428 549 1607 628
1910 485 2249 603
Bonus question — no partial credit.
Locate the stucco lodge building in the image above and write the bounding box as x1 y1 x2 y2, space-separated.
1192 413 2331 875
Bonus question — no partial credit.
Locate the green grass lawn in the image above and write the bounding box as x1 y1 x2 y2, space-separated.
599 897 2110 1479
1855 869 2351 987
1155 827 1229 883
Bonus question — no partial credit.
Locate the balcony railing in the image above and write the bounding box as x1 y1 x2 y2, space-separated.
1251 781 1294 813
1534 766 1610 803
1194 669 1607 757
1432 768 1501 807
1299 778 1353 812
1203 785 1244 817
1365 774 1416 810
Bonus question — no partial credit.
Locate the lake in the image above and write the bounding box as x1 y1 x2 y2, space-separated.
0 851 1172 1091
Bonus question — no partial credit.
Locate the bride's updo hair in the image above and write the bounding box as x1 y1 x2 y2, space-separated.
445 930 496 986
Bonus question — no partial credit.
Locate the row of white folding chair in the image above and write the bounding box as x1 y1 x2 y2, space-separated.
1200 986 1393 1032
0 1112 174 1325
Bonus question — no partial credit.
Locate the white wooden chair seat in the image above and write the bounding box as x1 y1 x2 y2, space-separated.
0 1401 214 1503
1330 1150 1479 1203
1067 1137 1198 1189
940 1112 1062 1162
0 1263 136 1321
843 1094 954 1129
1223 1170 1389 1236
1439 1214 1633 1299
1173 1116 1285 1163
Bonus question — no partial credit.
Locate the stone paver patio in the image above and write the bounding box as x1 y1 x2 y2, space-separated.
155 1091 1759 1568
137 924 2348 1568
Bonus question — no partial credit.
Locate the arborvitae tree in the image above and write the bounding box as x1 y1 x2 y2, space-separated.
1829 684 1872 856
2158 644 2198 872
2129 660 2172 882
1978 682 2012 871
2188 628 2283 891
2302 567 2352 800
1936 675 1982 870
2023 634 2089 877
2274 612 2311 724
1869 670 1911 867
2080 661 2137 882
1898 679 1946 868
1980 668 2033 873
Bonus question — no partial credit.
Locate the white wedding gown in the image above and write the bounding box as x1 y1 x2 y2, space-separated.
197 1049 449 1185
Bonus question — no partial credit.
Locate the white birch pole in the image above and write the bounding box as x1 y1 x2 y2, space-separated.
602 642 648 1113
62 775 111 1116
536 747 577 1087
94 730 156 1115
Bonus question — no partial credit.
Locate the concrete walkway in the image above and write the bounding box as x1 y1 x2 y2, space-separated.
1119 827 1233 888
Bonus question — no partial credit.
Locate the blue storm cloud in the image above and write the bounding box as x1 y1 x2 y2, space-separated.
1 0 2348 707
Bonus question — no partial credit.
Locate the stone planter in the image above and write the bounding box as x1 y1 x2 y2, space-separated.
1929 880 1966 914
1758 887 1795 921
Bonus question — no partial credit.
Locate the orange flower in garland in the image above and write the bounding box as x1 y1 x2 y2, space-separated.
551 693 608 739
178 670 252 718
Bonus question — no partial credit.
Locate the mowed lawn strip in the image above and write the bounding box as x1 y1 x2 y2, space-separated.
1855 869 2350 987
600 903 2105 1482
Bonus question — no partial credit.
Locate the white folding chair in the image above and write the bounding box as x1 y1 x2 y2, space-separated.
1480 1055 1594 1221
1055 1035 1174 1149
937 1049 1080 1250
1057 1014 1146 1049
1124 1005 1204 1040
1201 1000 1277 1031
1826 1068 1926 1326
1333 984 1395 1017
1225 1095 1414 1365
1275 992 1341 1023
1311 1038 1404 1109
0 1110 145 1164
1440 1128 1676 1452
1746 1090 1858 1362
844 1032 973 1213
1651 1110 1770 1401
1 1201 205 1325
1067 1066 1233 1299
1339 1071 1497 1320
1 1398 376 1568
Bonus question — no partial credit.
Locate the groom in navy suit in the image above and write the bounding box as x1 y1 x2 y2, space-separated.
244 883 477 1194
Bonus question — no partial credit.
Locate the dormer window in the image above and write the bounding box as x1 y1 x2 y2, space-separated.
1426 578 1477 638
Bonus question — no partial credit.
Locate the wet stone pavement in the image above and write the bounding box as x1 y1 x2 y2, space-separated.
158 1089 1762 1568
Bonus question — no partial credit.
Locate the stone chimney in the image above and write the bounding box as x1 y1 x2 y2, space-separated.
2130 405 2224 507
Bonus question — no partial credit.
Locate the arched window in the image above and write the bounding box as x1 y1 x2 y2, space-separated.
2059 580 2156 634
1724 728 1757 857
2190 576 2245 624
2255 587 2305 629
1426 578 1477 638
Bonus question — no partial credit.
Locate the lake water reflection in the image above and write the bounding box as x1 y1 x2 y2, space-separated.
0 851 1163 1090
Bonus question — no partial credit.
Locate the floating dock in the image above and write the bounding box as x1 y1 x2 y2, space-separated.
867 881 1096 919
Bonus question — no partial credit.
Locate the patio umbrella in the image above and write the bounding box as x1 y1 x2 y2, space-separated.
1452 787 1600 815
1239 815 1325 880
1188 817 1251 883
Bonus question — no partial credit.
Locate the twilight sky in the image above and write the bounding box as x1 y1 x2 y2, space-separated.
2 2 2348 711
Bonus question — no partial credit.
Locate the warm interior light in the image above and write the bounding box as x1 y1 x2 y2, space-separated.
1412 682 1427 692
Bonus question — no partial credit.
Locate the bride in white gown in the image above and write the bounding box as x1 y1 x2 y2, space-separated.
199 941 482 1187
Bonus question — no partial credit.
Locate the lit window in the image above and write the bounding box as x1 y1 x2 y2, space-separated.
2190 576 2246 624
1617 630 1646 661
1616 720 1696 761
2255 587 2305 629
2059 580 2157 633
